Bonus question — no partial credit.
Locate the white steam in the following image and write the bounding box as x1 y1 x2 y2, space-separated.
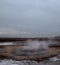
23 40 52 50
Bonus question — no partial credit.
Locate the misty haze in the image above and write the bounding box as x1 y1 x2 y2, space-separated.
0 0 60 37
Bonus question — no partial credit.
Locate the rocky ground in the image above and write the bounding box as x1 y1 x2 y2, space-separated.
0 55 60 65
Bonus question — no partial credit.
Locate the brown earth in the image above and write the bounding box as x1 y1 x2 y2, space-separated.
0 44 60 62
0 36 60 62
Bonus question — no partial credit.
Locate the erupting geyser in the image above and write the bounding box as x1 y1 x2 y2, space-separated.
13 40 53 56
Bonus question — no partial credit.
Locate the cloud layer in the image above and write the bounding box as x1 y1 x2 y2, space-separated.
0 0 60 37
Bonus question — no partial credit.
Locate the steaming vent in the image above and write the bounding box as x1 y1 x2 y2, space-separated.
12 40 54 56
13 48 47 56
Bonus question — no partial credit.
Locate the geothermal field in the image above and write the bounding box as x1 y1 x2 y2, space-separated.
0 37 60 65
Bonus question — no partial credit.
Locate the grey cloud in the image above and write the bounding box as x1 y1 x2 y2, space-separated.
0 0 60 37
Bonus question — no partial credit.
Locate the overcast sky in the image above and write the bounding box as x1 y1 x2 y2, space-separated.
0 0 60 37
